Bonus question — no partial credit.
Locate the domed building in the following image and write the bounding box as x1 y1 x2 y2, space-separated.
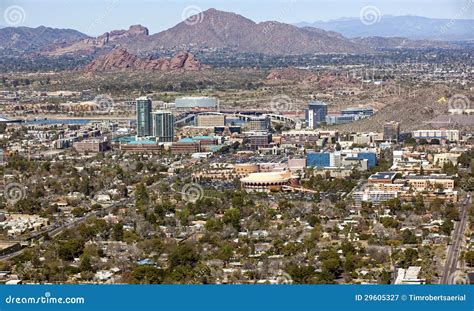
240 171 298 192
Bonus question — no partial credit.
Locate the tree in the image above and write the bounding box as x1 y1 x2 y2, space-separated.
71 207 86 217
380 217 398 229
177 208 190 226
343 253 356 274
321 258 342 281
223 208 241 230
168 244 200 268
205 218 223 232
79 254 93 272
135 183 149 209
399 248 418 268
465 251 474 267
58 239 84 261
404 138 416 146
112 223 124 241
217 243 234 263
440 220 454 235
385 198 402 212
402 229 417 244
319 249 342 281
378 270 391 284
285 264 316 284
131 266 164 284
442 161 457 175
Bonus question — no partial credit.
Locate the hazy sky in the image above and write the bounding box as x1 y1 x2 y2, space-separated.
1 0 473 35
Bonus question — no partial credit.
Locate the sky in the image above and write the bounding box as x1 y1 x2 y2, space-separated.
0 0 473 35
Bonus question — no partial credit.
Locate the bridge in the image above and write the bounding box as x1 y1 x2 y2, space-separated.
174 111 297 127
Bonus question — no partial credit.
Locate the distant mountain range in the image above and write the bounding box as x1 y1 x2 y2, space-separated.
0 10 469 64
295 15 474 41
0 26 87 54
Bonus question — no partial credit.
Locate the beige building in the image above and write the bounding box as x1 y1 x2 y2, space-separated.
433 153 460 166
406 175 454 191
196 114 226 127
74 139 109 153
234 163 260 175
412 129 460 142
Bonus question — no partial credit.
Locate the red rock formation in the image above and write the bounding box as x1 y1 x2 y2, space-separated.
83 48 204 72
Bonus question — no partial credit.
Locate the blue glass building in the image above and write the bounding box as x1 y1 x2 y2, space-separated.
136 96 152 137
306 152 331 168
356 152 377 168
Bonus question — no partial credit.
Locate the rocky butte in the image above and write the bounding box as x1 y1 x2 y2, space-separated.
82 49 205 72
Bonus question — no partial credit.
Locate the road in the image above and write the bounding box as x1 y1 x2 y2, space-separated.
0 198 132 261
439 194 471 284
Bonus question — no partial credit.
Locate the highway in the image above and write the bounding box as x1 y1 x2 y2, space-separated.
439 194 471 284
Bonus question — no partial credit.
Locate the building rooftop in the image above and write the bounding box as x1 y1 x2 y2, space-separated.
128 139 157 145
308 101 327 107
177 96 214 100
405 174 453 180
178 138 197 143
341 107 373 112
241 171 292 183
369 172 397 180
193 136 216 140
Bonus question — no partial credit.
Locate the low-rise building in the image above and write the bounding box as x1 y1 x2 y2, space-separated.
412 129 460 142
405 174 455 191
353 188 398 206
74 138 109 153
368 172 397 184
196 114 226 127
395 266 425 284
171 142 201 154
433 153 461 166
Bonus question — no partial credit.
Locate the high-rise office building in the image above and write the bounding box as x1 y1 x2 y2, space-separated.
306 101 327 129
136 96 152 137
383 121 400 142
152 111 174 142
